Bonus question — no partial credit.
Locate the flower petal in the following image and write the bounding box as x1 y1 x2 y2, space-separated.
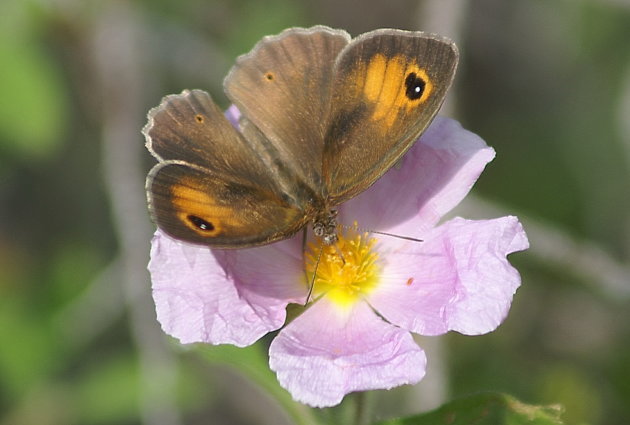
225 104 240 127
269 299 426 407
149 231 304 346
368 216 528 336
219 232 308 304
340 117 495 239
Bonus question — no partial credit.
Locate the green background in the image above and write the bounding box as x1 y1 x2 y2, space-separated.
1 0 629 424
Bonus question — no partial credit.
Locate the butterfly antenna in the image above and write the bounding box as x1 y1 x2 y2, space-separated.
333 242 346 265
341 224 423 243
304 244 323 306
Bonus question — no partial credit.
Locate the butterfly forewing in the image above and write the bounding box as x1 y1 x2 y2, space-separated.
224 26 351 196
322 30 458 204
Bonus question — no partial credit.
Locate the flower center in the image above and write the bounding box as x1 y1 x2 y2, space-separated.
304 224 380 308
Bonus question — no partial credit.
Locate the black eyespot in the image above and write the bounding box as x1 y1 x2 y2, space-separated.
195 114 204 123
265 72 274 81
187 215 214 232
405 72 426 100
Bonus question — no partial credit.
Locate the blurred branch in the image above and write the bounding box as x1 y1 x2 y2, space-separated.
54 257 124 349
408 0 471 413
618 50 630 260
89 4 182 425
416 0 469 43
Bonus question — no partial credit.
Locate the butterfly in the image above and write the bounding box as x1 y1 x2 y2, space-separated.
144 26 458 248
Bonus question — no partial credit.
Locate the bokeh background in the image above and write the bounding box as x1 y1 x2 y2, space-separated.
1 0 629 424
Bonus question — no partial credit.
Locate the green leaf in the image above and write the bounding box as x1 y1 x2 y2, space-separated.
74 353 139 424
0 26 68 161
375 392 565 425
0 300 64 399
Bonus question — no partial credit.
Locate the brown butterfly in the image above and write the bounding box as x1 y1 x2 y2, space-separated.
144 26 458 248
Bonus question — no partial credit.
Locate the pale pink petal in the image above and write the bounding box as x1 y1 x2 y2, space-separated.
340 117 495 239
149 231 302 346
269 299 426 407
218 232 308 304
225 104 241 127
368 216 529 336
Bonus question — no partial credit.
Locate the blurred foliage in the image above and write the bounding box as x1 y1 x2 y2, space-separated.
375 392 565 425
0 0 628 424
0 0 68 165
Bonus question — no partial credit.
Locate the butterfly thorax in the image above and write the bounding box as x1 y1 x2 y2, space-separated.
312 209 339 245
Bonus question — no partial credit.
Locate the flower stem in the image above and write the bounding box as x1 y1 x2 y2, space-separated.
353 392 371 425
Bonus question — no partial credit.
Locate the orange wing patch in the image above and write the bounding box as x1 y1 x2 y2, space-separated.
361 54 433 129
171 179 240 237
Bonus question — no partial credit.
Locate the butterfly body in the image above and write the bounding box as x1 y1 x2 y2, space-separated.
144 26 458 248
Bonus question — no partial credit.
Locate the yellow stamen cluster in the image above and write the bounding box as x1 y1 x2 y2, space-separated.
304 226 380 308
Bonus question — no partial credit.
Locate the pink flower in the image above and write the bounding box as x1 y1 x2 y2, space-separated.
148 115 529 407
